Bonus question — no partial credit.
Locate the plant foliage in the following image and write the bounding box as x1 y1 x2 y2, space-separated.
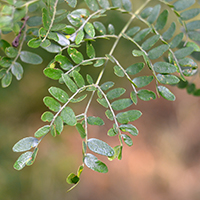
1 0 200 190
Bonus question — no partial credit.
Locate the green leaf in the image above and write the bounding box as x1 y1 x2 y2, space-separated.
137 89 156 101
108 145 122 161
11 62 23 80
55 55 73 71
111 0 121 8
148 44 169 60
180 8 200 20
126 62 144 75
13 151 33 170
169 33 184 48
116 110 142 124
132 50 144 57
26 147 39 166
34 125 50 137
186 20 200 31
188 31 200 41
157 74 180 85
179 57 197 68
27 16 42 26
66 173 79 184
107 128 118 137
54 116 63 134
157 86 176 101
28 38 42 48
41 43 62 53
87 138 114 156
155 10 168 31
162 22 176 41
126 26 140 37
132 76 153 88
93 21 106 35
0 69 6 79
186 42 200 52
87 116 104 125
75 30 84 45
72 70 85 88
65 0 77 8
43 68 63 80
2 72 12 88
122 0 132 11
43 96 61 112
119 124 138 136
114 65 124 77
106 88 126 100
86 74 94 84
68 47 83 64
153 62 177 73
5 47 18 58
147 4 161 24
97 98 108 108
177 79 188 89
193 89 200 96
130 91 137 105
41 111 54 122
76 123 86 139
62 74 78 93
105 110 114 121
0 57 12 68
94 59 105 67
61 107 77 126
84 22 95 38
20 51 43 65
84 0 99 11
48 32 59 42
71 94 87 103
141 35 160 51
97 0 110 8
173 0 195 11
187 83 196 94
84 153 108 173
0 39 10 51
140 7 153 19
100 81 114 91
42 8 51 30
48 86 69 103
174 47 194 59
108 24 115 35
122 134 133 146
86 41 95 58
133 28 151 42
12 137 39 152
111 98 133 111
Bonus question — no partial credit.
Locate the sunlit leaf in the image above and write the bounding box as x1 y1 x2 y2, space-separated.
122 134 133 146
34 125 50 137
119 124 138 136
44 68 63 80
157 86 176 101
11 62 23 80
41 111 54 122
84 22 95 38
133 28 151 42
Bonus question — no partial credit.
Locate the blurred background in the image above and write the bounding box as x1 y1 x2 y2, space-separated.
1 0 200 199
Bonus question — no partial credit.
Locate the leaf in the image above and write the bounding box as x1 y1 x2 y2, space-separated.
26 147 39 166
187 83 196 94
107 128 118 137
0 57 12 68
126 26 140 37
162 22 176 41
94 59 105 67
157 86 176 101
62 74 78 93
34 125 50 137
157 74 180 85
126 62 144 75
71 94 87 103
106 88 126 100
13 151 33 170
66 173 79 184
42 8 51 30
122 134 133 146
41 111 54 122
186 20 200 31
20 51 43 65
169 33 184 48
84 153 108 173
148 44 169 60
56 33 70 46
87 116 104 125
43 68 63 80
155 10 168 31
27 16 42 26
68 47 83 64
43 96 61 112
28 38 42 48
140 7 153 19
84 22 95 38
179 57 197 68
97 98 108 108
86 41 95 58
122 0 132 11
174 47 194 59
108 24 115 35
12 137 39 152
97 0 110 8
153 62 177 73
100 81 114 91
72 70 85 88
61 107 77 126
116 110 142 124
180 8 200 20
114 65 124 77
54 116 63 134
87 138 114 156
84 0 99 11
147 4 161 24
1 72 12 88
41 43 62 53
137 89 156 101
111 98 133 111
186 42 200 52
65 0 77 8
132 76 154 88
173 0 195 11
76 123 86 139
108 145 122 161
75 30 84 45
133 28 151 42
119 124 138 136
86 74 94 84
188 31 200 41
93 21 106 35
105 110 114 121
111 0 121 8
130 91 137 105
55 55 73 71
141 35 160 51
48 86 69 103
11 62 23 80
5 47 18 58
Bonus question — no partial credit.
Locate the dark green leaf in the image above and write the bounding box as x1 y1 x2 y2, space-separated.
133 28 151 42
111 98 133 111
62 74 78 93
84 153 108 173
76 123 86 139
119 124 138 136
122 134 133 146
41 111 54 122
93 21 106 35
137 89 156 101
97 0 110 8
114 65 124 77
141 35 160 51
187 83 196 94
107 128 117 137
130 91 137 105
97 98 108 108
5 47 18 58
84 22 95 38
84 0 99 11
44 68 63 80
126 26 140 37
155 10 168 30
188 31 200 41
87 138 114 156
153 62 177 73
61 107 77 126
180 8 200 20
157 74 180 85
122 0 132 11
140 7 153 19
162 22 176 41
106 88 126 100
105 110 114 121
186 20 200 31
42 8 51 30
86 41 95 58
68 47 83 64
173 0 195 11
0 69 6 79
148 44 169 60
20 51 43 64
48 86 69 103
34 125 50 137
116 110 142 124
75 30 84 44
108 24 115 35
0 39 10 51
0 57 12 68
65 0 77 8
157 86 176 101
170 33 184 48
147 4 161 24
66 173 79 184
55 55 73 71
12 137 39 152
132 76 153 88
193 89 200 96
54 116 63 134
177 79 188 88
87 116 104 125
11 62 23 80
2 72 12 88
27 16 42 26
43 96 61 112
100 81 114 91
174 47 194 59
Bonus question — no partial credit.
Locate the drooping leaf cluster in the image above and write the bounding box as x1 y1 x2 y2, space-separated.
0 0 200 190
